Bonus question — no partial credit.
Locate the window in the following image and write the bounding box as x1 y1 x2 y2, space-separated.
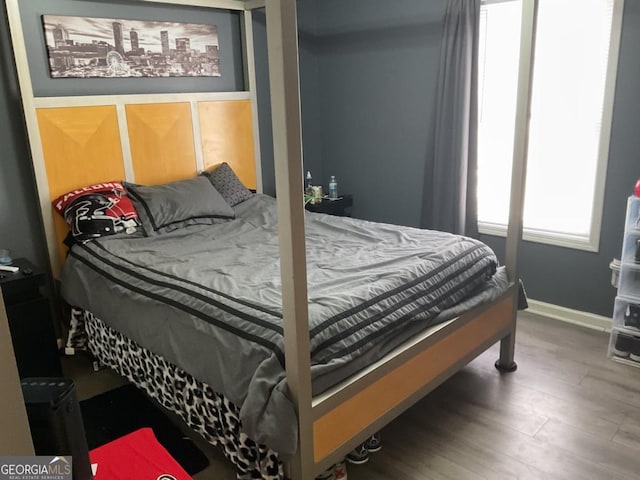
477 0 623 251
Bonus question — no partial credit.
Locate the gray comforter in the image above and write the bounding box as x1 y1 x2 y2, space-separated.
61 194 508 455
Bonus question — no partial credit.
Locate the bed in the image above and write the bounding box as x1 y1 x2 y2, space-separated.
7 0 537 478
61 190 509 452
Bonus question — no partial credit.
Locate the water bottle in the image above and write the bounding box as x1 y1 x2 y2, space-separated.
305 171 313 195
329 175 338 200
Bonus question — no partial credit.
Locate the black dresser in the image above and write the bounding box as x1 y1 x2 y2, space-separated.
1 258 62 378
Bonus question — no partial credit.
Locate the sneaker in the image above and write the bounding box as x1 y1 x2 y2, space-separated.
364 433 381 453
614 333 640 358
345 443 369 465
625 303 640 329
334 461 348 480
316 466 335 480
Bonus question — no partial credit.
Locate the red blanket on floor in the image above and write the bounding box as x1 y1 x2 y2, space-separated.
90 427 193 480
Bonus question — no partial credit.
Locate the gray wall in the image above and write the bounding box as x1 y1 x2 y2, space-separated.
314 0 447 228
0 4 48 269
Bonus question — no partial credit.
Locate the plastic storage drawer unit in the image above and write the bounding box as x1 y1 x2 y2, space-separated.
609 194 640 367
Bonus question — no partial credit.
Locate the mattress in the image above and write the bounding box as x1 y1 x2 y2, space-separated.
61 194 509 454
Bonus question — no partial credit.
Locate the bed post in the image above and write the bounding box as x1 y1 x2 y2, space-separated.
264 1 315 479
241 7 264 193
498 0 538 372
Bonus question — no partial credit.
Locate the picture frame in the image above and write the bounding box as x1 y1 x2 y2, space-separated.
42 14 221 78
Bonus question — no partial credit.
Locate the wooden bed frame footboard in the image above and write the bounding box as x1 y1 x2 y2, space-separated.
310 286 517 473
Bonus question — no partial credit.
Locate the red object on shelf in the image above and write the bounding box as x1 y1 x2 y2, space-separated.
635 178 640 197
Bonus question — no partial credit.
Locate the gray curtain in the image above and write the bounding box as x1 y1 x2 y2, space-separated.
421 0 480 236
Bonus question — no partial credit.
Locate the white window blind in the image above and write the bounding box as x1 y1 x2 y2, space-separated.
477 0 622 251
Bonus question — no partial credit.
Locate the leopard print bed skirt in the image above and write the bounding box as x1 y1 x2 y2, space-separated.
67 307 284 480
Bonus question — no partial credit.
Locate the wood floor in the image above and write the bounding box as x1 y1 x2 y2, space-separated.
344 311 640 480
68 311 640 479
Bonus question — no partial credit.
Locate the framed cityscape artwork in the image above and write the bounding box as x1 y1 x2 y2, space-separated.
42 15 221 78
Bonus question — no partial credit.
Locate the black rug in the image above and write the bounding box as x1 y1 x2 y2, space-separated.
80 384 209 475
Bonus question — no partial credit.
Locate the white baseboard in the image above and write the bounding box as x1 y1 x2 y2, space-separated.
526 299 612 333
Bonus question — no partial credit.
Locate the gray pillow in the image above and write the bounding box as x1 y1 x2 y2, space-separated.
204 162 254 207
124 176 234 236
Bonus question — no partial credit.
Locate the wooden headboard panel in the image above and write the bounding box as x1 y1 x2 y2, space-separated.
33 93 259 276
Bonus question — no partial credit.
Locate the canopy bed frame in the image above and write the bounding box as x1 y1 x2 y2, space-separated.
6 0 537 478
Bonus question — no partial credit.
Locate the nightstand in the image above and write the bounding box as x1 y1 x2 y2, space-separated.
305 194 353 217
1 258 62 378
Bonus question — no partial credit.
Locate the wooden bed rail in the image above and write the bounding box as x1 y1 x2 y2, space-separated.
310 287 517 474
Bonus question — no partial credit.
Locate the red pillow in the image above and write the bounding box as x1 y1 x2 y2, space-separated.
53 181 140 241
